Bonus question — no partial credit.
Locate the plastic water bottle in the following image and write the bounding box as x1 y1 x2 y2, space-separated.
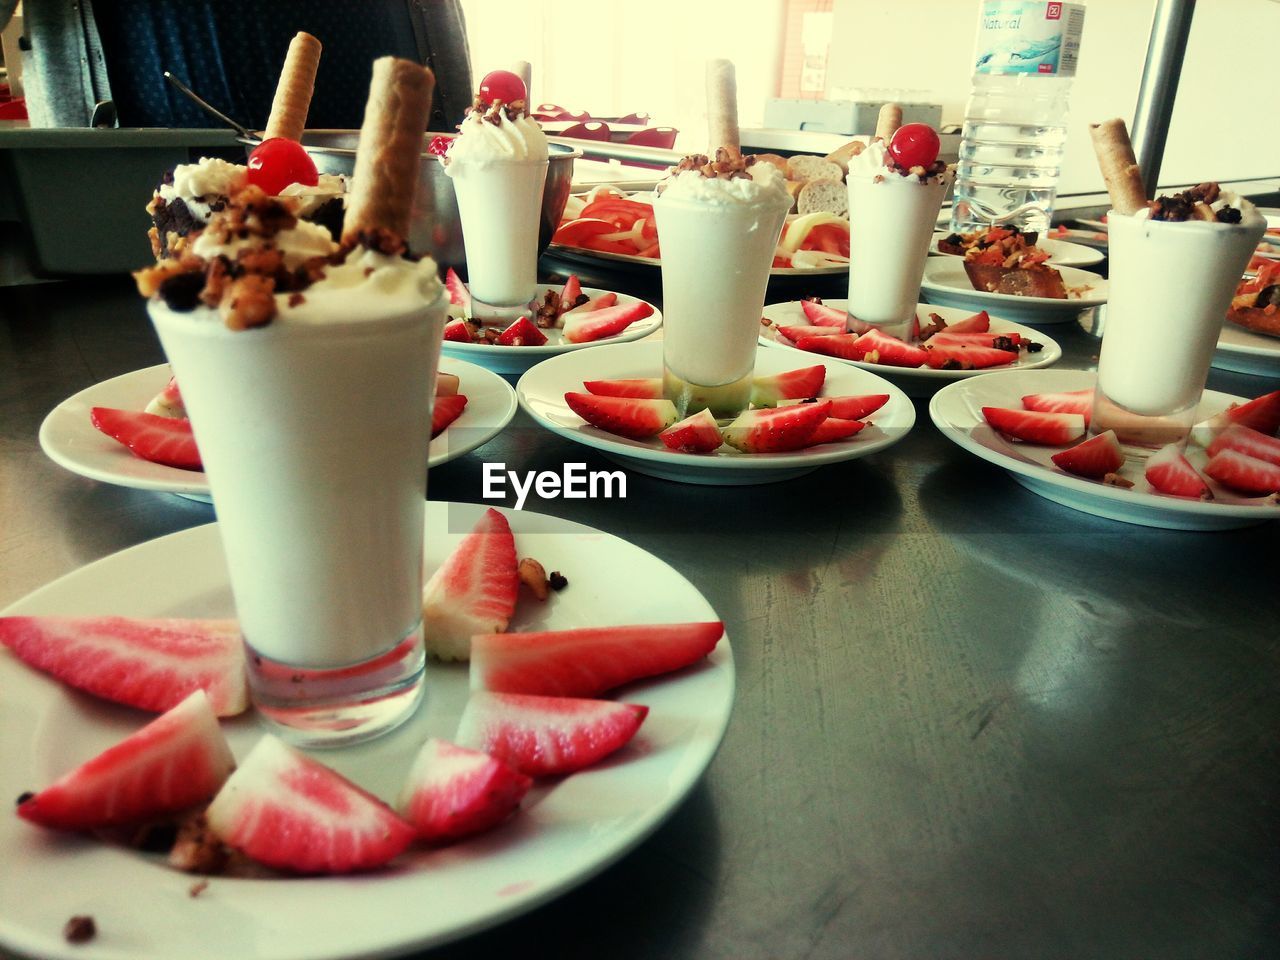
950 0 1087 236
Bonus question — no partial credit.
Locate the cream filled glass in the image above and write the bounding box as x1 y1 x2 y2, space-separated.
444 100 549 307
654 154 792 419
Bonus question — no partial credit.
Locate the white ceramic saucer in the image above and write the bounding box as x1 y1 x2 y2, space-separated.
920 258 1108 325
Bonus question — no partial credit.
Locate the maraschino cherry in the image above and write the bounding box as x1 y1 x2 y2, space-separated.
246 138 319 196
477 70 527 106
887 123 940 171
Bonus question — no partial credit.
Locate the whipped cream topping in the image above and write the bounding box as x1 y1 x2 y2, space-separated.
284 246 444 322
157 157 246 220
444 107 549 166
847 139 953 186
657 161 792 207
279 174 348 216
191 217 336 271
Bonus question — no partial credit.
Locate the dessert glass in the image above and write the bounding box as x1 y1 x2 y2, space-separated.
1092 207 1264 446
654 179 791 419
448 159 548 307
150 291 448 747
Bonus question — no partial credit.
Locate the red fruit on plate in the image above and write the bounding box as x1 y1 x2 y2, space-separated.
427 135 454 157
943 310 991 334
90 407 202 470
824 394 890 421
496 316 548 347
443 319 476 343
422 508 518 662
455 692 649 777
799 299 848 328
0 616 247 715
923 341 1019 370
982 407 1086 445
583 377 663 400
1203 449 1280 495
396 738 531 844
431 394 468 438
444 268 471 311
144 376 186 418
806 417 866 446
470 621 724 697
560 293 619 322
559 274 583 310
561 300 654 344
206 736 416 874
1207 423 1280 467
435 371 460 397
1189 390 1280 447
1144 443 1212 499
477 69 527 107
1021 388 1093 423
777 324 847 343
16 691 234 831
929 331 1023 348
851 328 929 368
659 409 723 454
793 333 865 361
749 365 826 407
721 400 831 453
888 122 941 170
1050 430 1124 479
564 393 678 439
245 137 319 196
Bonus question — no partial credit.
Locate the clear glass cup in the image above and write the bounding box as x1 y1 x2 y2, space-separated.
1092 209 1264 446
654 191 791 419
150 292 448 747
449 158 548 307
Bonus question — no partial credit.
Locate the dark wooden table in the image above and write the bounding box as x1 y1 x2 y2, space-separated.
2 260 1278 959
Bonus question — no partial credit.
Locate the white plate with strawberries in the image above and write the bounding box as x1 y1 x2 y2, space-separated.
0 502 734 960
517 340 916 485
920 258 1109 325
38 358 518 503
440 274 663 377
929 369 1280 530
759 300 1063 397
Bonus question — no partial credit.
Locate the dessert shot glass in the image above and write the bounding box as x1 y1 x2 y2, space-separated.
150 293 448 747
1091 210 1264 446
450 157 549 308
654 190 791 419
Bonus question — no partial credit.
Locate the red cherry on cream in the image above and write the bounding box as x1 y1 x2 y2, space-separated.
246 138 319 196
477 70 527 106
887 123 941 171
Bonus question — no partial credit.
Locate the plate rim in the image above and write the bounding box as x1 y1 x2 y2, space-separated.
545 242 850 278
921 257 1109 309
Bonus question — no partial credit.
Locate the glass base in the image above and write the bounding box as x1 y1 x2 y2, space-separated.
1091 389 1198 450
849 312 912 341
664 368 753 420
245 625 426 748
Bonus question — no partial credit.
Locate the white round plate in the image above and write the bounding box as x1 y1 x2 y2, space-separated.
0 502 734 960
1214 319 1280 377
920 258 1108 325
546 243 849 278
38 358 518 503
517 340 915 485
758 300 1062 398
930 231 1104 268
928 368 1280 530
442 283 662 376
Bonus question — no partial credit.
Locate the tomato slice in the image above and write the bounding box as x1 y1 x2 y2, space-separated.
553 218 618 246
580 197 654 230
802 223 850 257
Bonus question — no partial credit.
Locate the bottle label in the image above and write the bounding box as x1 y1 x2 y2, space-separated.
973 1 1086 77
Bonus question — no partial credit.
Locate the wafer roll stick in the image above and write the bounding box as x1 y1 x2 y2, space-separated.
1090 118 1147 216
264 32 322 142
342 57 436 245
706 59 740 158
512 60 532 103
874 103 902 142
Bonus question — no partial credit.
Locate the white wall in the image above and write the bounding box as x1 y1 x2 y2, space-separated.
827 0 1280 195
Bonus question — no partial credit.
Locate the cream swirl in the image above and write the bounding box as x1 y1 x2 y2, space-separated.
444 108 549 166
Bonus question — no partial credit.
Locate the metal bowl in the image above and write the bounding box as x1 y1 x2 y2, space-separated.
242 131 580 268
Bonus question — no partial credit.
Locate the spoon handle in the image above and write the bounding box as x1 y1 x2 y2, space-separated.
163 72 257 141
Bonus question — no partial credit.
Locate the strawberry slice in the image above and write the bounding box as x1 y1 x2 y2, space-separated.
396 738 531 844
560 292 619 322
659 409 723 453
799 299 848 328
564 393 678 439
851 328 929 368
1190 391 1280 446
422 508 518 662
923 341 1019 370
1203 449 1280 495
431 394 468 438
90 407 202 470
470 622 724 697
824 394 890 420
496 316 548 347
1144 443 1212 499
17 691 234 831
0 616 247 716
793 333 865 361
930 331 1024 348
143 376 186 419
582 377 663 400
1207 423 1280 467
559 274 582 312
1050 430 1124 479
722 400 831 453
435 371 460 397
943 310 991 334
776 324 848 343
1022 388 1094 423
206 735 416 874
444 268 471 312
749 365 826 407
806 417 866 445
455 692 649 777
562 300 654 344
443 319 476 343
982 407 1086 445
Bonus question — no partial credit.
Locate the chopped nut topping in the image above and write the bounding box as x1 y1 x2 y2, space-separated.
518 558 550 601
64 916 96 944
1149 182 1240 223
189 879 210 898
668 148 757 181
468 96 530 123
167 812 230 875
548 571 569 591
1102 472 1135 488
